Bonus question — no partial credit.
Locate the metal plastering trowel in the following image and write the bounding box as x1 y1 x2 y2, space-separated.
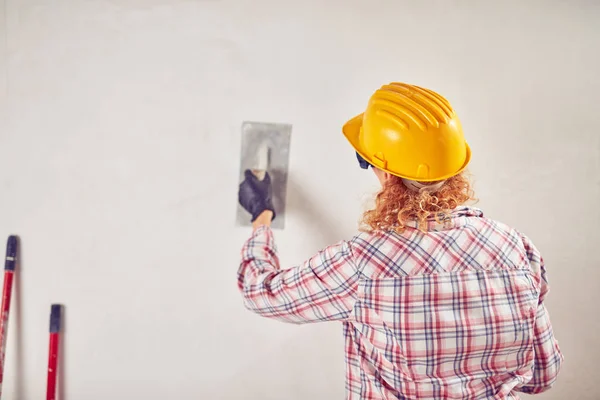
236 121 292 229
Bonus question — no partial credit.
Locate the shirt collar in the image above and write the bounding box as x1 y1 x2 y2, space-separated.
403 206 484 231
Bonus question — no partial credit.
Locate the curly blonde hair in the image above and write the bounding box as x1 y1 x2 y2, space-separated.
360 172 476 233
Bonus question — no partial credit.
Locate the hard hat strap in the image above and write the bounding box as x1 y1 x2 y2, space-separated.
402 179 446 193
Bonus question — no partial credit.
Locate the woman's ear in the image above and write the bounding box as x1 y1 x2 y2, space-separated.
372 167 392 186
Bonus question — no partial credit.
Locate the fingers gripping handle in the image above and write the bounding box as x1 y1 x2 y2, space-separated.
239 170 276 222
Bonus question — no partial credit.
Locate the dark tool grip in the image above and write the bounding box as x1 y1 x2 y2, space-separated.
5 236 18 271
50 304 62 333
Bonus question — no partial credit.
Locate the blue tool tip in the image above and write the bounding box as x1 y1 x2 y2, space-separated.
50 304 62 333
5 235 18 271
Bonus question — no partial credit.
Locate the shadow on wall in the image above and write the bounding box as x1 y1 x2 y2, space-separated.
285 178 347 246
58 306 66 400
13 237 25 400
267 167 289 231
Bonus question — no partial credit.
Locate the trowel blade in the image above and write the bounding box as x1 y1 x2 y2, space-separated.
236 121 292 229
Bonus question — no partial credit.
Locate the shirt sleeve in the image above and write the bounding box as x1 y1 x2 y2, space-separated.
515 233 564 394
237 225 361 324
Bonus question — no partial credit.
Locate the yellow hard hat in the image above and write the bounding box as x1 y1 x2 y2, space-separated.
342 82 471 182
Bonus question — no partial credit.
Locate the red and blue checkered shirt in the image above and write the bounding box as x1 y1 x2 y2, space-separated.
238 206 563 399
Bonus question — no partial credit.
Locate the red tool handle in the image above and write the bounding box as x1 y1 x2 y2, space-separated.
0 236 17 397
46 304 61 400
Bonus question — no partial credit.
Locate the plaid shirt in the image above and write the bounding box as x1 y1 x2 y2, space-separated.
238 206 563 399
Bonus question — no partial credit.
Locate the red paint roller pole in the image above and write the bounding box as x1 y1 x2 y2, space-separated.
46 304 61 400
0 236 18 398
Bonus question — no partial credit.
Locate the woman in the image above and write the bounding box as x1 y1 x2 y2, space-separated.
237 82 563 399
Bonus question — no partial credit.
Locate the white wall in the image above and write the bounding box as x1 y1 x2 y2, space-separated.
0 0 598 398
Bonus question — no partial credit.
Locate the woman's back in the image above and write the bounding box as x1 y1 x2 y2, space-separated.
343 206 562 399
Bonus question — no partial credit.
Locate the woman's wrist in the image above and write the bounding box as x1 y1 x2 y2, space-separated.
252 210 273 230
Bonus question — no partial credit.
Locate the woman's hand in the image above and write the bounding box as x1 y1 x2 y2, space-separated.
238 169 276 223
